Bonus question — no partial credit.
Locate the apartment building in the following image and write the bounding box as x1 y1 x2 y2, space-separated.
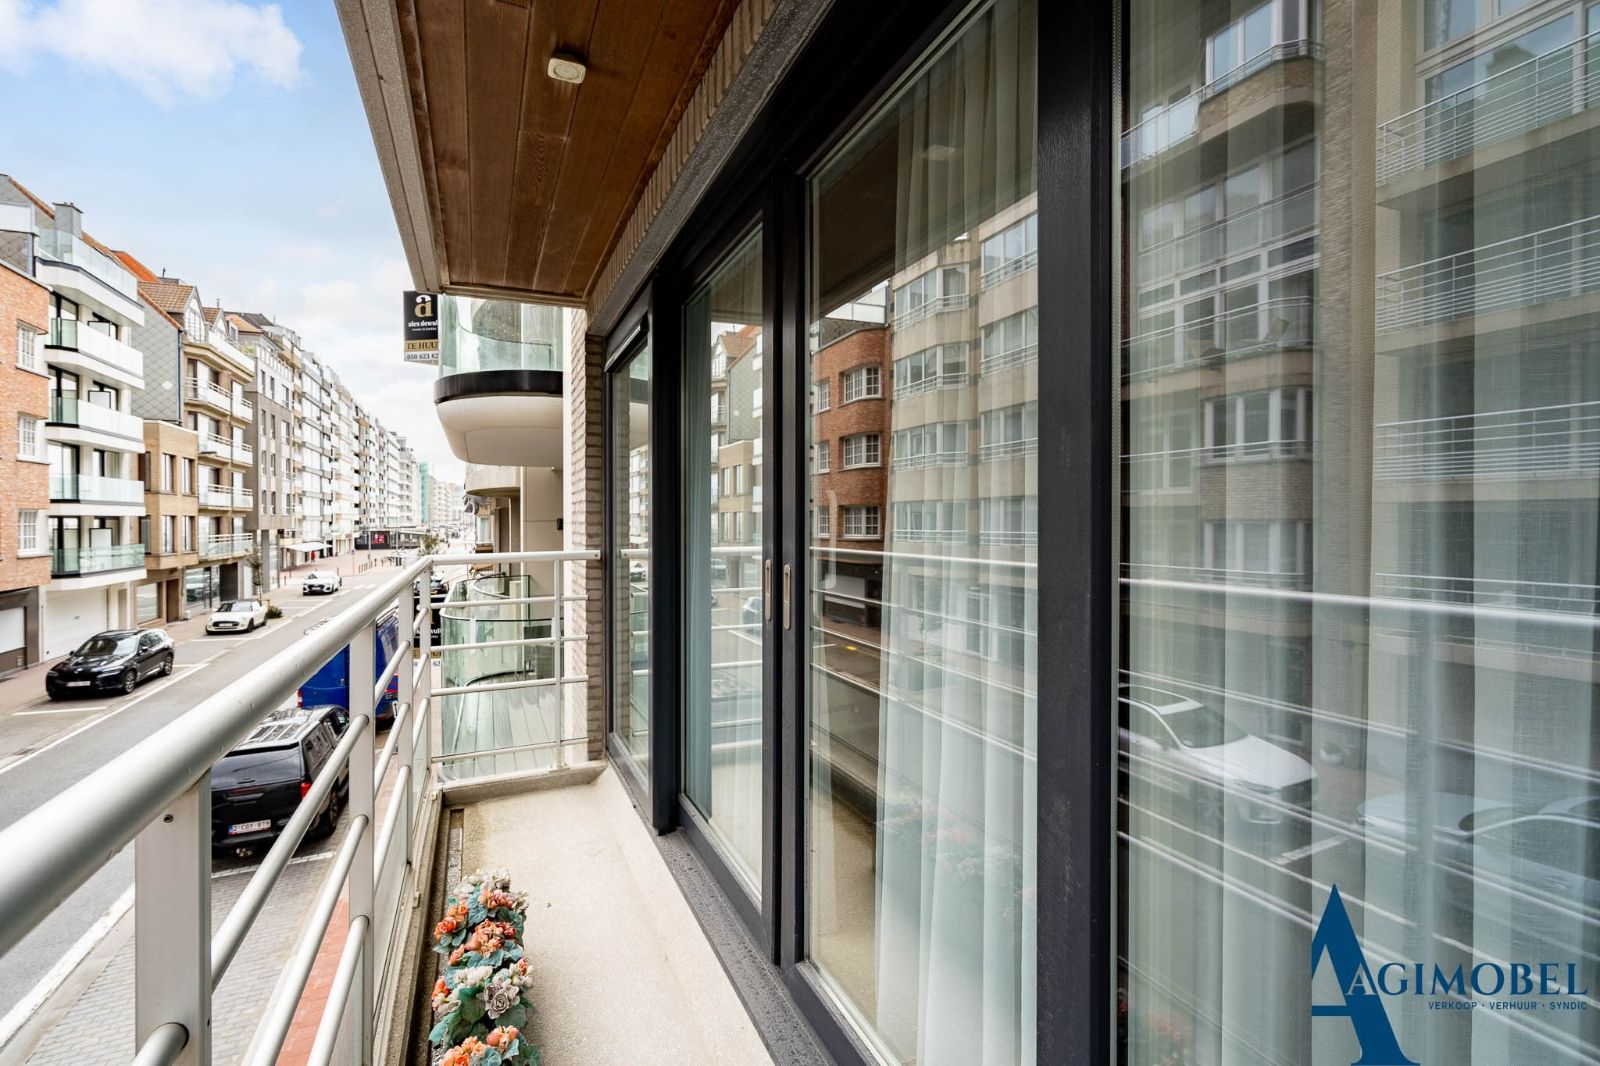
0 180 149 658
290 350 337 562
230 313 297 588
0 201 49 672
330 380 359 556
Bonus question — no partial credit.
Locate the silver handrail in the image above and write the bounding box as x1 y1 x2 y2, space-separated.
0 549 599 1066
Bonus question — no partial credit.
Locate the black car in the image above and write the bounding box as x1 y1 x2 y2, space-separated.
412 576 449 643
210 705 350 853
46 629 174 698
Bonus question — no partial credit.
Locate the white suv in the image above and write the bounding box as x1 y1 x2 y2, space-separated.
301 570 342 595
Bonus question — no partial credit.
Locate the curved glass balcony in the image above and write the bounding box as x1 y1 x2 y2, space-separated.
438 295 561 375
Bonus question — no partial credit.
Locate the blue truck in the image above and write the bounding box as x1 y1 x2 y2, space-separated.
297 612 402 724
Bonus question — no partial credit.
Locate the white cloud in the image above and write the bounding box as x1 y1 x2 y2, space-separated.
0 0 303 104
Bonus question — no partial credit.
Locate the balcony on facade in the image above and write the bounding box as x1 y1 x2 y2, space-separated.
199 532 253 560
198 433 253 466
46 319 144 387
435 296 563 466
185 377 253 420
47 394 144 445
34 227 142 314
49 474 145 506
1376 213 1600 335
1378 29 1600 186
1372 571 1600 616
1374 400 1600 482
1125 295 1315 380
50 542 145 577
199 484 254 509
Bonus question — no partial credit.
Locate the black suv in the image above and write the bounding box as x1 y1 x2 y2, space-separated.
211 705 350 853
46 629 174 698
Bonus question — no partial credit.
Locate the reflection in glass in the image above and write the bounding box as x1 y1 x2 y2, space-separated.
806 1 1037 1061
1122 1 1600 1063
683 230 765 894
612 341 652 773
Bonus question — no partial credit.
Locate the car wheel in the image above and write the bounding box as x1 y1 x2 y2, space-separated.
119 668 138 695
160 654 175 677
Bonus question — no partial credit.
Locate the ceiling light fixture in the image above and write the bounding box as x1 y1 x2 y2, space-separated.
548 53 587 84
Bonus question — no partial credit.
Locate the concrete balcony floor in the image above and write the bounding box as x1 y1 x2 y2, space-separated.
444 767 771 1065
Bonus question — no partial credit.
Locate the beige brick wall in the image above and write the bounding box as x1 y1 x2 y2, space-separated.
566 309 606 760
0 262 50 595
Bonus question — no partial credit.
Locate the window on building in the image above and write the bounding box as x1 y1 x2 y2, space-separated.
17 510 39 553
980 308 1039 370
814 441 831 472
841 433 881 468
841 504 880 539
815 506 831 538
893 422 968 467
893 343 969 396
978 495 1037 547
1205 386 1311 459
182 517 194 552
892 499 968 542
980 213 1039 285
841 365 881 403
161 454 175 493
814 380 831 411
979 403 1039 459
17 415 39 460
16 325 38 371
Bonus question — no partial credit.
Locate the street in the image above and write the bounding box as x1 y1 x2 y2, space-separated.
0 560 411 1062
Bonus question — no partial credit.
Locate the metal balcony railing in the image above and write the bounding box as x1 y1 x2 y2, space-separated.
1378 31 1600 183
48 319 144 377
48 394 144 439
1134 185 1317 282
49 473 145 504
1122 560 1309 590
1372 571 1600 615
198 434 232 461
980 249 1037 289
35 228 139 301
199 533 253 559
0 550 598 1066
1125 295 1314 378
1121 40 1320 168
893 292 972 331
1376 213 1600 332
1374 400 1600 480
50 542 145 576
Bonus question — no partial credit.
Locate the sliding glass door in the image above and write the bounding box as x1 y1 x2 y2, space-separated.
804 1 1039 1061
682 229 768 898
610 338 652 778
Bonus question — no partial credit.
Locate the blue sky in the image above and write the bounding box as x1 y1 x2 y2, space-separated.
0 0 460 481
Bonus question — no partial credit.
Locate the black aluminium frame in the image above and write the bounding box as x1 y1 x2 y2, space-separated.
600 0 1116 1062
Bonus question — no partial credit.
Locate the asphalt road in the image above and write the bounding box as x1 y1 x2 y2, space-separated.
0 564 403 1038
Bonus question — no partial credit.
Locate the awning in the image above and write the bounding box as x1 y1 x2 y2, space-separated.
283 541 330 553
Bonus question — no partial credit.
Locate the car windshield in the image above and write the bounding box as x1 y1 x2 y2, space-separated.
214 747 302 788
76 635 133 657
1158 705 1247 748
218 601 257 612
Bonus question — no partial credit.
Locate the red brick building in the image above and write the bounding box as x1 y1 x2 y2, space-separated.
811 324 889 626
0 246 50 672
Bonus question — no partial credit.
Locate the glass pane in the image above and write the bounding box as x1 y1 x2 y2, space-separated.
611 340 652 773
806 0 1037 1061
682 229 765 896
1122 1 1600 1064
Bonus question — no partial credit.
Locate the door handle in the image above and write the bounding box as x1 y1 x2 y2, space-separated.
782 564 793 631
763 559 772 622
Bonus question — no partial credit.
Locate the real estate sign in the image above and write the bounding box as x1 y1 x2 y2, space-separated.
404 291 439 363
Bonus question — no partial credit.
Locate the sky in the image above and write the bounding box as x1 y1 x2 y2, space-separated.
0 0 463 483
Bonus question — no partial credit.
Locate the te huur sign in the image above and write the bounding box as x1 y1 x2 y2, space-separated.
405 291 439 364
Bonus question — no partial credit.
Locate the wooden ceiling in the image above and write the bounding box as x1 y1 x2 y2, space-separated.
397 0 740 304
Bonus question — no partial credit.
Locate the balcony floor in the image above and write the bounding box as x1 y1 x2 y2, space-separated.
450 767 772 1065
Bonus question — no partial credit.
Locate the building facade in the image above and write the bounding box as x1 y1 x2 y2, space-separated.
0 209 50 672
232 313 297 589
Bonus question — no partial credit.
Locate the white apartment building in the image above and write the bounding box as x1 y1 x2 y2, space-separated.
0 184 150 657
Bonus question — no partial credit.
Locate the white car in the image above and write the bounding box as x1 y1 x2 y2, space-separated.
302 570 342 595
1119 683 1316 827
207 599 269 633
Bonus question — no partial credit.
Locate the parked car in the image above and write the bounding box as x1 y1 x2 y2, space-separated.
302 570 342 595
1118 683 1317 827
46 629 175 698
298 611 401 725
210 705 350 853
206 598 269 634
412 576 449 643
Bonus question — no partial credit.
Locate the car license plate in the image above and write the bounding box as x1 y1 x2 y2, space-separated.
65 680 91 687
228 820 271 835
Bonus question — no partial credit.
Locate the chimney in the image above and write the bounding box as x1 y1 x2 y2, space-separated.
52 202 82 236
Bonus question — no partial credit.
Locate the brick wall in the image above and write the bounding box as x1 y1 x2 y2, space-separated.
566 309 605 760
0 260 50 600
813 327 890 551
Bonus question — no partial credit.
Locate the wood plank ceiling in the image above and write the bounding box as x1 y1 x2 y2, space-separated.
399 0 740 304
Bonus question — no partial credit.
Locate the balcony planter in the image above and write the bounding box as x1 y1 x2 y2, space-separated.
429 870 539 1065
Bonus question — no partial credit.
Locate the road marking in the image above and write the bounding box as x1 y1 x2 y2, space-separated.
0 883 134 1051
210 850 335 879
0 665 204 780
14 704 108 716
1275 835 1345 865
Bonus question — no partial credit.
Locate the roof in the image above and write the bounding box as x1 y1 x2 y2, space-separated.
716 330 758 361
113 249 160 283
201 306 221 326
2 175 55 219
139 278 195 316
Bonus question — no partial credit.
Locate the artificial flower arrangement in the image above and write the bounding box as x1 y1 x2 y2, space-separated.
429 870 539 1066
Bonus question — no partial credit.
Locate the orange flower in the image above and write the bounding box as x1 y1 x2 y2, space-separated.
486 1026 518 1050
440 1048 468 1066
448 946 465 966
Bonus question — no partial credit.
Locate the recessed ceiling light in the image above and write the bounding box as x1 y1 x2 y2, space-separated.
548 54 587 84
